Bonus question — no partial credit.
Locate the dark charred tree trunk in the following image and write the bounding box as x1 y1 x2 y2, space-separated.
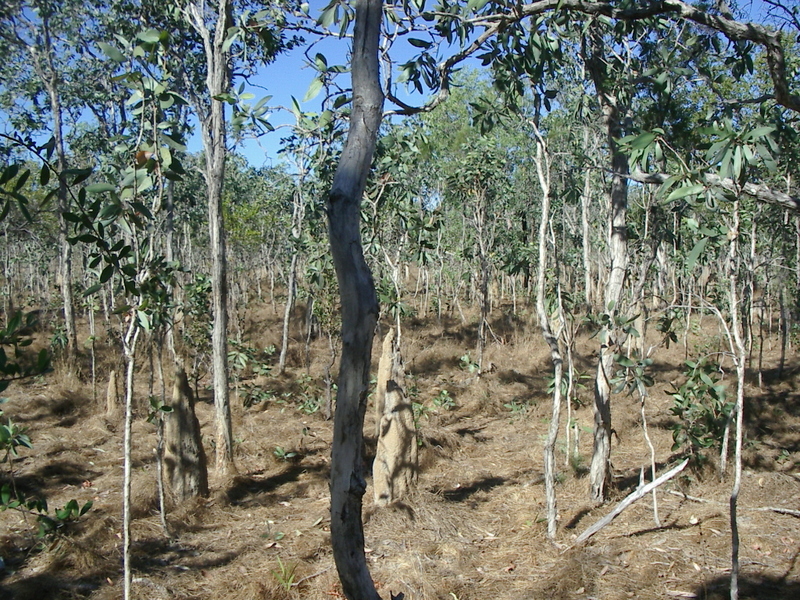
327 1 385 598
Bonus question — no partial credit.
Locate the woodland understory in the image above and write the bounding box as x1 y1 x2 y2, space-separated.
2 1 800 600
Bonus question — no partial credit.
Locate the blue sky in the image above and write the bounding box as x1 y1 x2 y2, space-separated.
214 1 430 168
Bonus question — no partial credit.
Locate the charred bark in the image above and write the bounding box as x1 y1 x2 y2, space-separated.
327 1 385 598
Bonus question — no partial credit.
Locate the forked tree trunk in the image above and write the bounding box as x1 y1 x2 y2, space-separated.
373 327 417 506
326 1 384 598
278 252 298 373
280 180 307 373
122 318 141 600
164 365 209 501
586 28 630 504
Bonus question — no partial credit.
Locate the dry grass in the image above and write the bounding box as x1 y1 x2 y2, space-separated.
1 299 800 600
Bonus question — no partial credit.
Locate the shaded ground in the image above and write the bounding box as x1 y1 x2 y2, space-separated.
1 299 799 600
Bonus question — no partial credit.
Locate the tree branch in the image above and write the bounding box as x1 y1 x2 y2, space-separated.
627 168 800 212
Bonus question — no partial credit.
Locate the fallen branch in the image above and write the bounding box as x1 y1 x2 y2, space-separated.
663 490 800 518
754 506 800 518
573 459 689 546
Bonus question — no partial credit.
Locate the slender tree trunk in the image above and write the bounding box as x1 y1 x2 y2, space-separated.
727 201 747 600
581 127 594 310
587 29 630 504
326 1 384 598
531 123 564 539
280 177 306 374
122 317 141 600
31 28 77 362
186 0 235 477
279 252 298 373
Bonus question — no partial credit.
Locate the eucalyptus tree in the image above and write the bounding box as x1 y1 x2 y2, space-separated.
0 0 111 364
307 0 387 596
99 0 296 476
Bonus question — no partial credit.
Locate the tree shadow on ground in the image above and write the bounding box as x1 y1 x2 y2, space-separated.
694 573 800 599
0 572 105 600
2 459 101 498
35 460 101 487
430 475 507 502
131 537 244 573
408 353 462 377
225 461 327 507
564 506 593 530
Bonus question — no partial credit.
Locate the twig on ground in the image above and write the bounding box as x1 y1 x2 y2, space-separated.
293 566 332 587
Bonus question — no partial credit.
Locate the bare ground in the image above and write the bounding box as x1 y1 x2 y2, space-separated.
1 300 799 600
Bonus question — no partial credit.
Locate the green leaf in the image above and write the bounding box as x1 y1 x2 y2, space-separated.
667 183 705 201
303 77 324 102
137 29 162 44
39 165 50 186
137 310 151 331
98 42 126 62
100 265 114 284
744 126 775 141
84 284 102 297
685 237 709 271
317 5 336 28
85 183 116 194
0 163 19 186
467 0 490 12
629 131 657 150
408 38 432 49
222 26 241 53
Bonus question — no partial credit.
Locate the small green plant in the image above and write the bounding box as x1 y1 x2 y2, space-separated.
273 446 297 461
295 373 322 415
146 396 173 423
432 389 455 410
669 358 733 463
1 405 92 539
49 325 68 353
546 369 591 400
569 451 588 477
504 399 528 420
459 352 479 373
611 353 655 396
0 400 33 460
412 401 431 428
584 306 640 344
242 384 276 408
1 485 93 538
271 556 297 592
